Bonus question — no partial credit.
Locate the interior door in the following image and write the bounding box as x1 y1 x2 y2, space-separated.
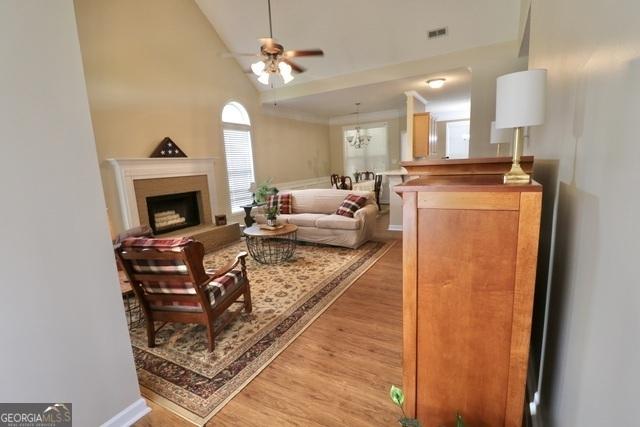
445 120 470 159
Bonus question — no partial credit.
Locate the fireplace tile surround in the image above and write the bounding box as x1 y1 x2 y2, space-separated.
134 175 210 234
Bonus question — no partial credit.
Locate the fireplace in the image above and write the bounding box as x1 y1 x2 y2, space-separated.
108 158 241 253
107 158 219 233
146 191 201 234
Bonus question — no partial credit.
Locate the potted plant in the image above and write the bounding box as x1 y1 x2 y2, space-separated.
390 386 421 427
389 386 466 427
265 202 279 227
255 179 278 204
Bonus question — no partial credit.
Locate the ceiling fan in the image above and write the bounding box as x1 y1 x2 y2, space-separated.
226 0 324 86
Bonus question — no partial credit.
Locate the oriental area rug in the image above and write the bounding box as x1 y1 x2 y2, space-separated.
129 239 394 425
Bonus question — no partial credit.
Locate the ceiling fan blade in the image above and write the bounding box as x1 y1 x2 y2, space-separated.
282 58 306 73
284 49 324 58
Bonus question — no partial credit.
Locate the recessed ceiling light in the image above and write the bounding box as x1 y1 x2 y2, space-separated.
427 78 446 89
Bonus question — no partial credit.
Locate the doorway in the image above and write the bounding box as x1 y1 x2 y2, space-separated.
446 120 470 159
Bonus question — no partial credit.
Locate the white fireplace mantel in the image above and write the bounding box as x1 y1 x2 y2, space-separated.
107 157 219 230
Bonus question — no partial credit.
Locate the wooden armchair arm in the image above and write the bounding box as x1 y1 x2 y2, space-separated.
204 251 248 282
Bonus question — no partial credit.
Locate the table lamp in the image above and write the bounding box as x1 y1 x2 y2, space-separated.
495 69 547 184
490 120 512 156
248 182 257 205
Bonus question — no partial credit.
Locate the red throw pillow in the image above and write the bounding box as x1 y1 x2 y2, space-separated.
336 194 367 218
266 193 292 214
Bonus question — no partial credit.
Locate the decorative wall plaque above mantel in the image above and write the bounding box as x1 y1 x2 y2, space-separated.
150 137 187 158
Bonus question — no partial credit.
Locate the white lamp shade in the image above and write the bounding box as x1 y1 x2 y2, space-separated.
251 61 265 76
257 72 270 85
495 69 547 129
278 61 294 84
490 121 512 144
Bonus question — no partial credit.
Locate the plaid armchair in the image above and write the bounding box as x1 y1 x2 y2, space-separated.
115 236 252 352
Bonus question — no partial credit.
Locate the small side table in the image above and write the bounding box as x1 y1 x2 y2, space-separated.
243 224 298 264
119 270 143 330
241 203 265 227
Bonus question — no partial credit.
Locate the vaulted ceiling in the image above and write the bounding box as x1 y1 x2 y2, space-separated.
196 0 522 119
197 0 520 89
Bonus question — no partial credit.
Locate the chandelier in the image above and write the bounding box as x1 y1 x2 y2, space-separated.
345 103 371 149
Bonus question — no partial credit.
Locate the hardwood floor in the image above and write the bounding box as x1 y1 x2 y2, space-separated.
136 211 402 426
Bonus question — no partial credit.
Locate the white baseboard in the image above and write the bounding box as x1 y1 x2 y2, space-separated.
101 398 151 427
387 225 403 232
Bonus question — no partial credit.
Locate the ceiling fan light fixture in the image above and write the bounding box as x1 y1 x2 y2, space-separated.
278 61 294 84
281 72 294 84
227 1 323 88
251 60 266 76
257 72 270 85
427 78 446 89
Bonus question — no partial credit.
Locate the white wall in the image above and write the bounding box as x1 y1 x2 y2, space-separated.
0 1 145 425
528 0 640 425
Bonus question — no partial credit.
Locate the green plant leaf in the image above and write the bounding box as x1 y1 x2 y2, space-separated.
390 385 405 407
255 179 276 203
265 202 279 219
455 412 465 427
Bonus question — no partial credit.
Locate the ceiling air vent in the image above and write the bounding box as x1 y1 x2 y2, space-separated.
428 27 448 39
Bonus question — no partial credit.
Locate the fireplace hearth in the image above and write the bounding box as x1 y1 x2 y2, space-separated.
146 191 200 234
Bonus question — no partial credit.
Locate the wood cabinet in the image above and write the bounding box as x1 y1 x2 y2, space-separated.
396 174 542 427
413 113 435 158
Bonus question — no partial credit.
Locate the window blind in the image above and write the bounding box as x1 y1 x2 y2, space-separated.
223 126 255 212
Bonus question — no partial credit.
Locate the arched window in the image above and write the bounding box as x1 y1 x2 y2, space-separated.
222 101 251 126
222 102 255 213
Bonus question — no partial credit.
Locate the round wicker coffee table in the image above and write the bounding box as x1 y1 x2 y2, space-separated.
243 223 298 264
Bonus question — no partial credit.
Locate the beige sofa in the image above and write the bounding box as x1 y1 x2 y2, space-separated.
253 189 378 249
